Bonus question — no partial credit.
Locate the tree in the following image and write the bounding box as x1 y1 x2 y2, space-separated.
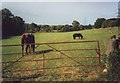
57 25 63 32
2 8 14 38
51 25 58 31
12 16 25 35
72 20 80 31
61 25 70 32
101 20 110 28
102 18 119 28
26 23 40 33
38 25 41 32
1 8 25 38
116 18 120 27
94 18 106 28
41 25 51 32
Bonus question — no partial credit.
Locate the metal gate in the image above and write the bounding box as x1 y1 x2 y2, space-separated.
1 40 101 80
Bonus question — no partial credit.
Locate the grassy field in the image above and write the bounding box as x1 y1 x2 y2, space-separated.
1 27 119 81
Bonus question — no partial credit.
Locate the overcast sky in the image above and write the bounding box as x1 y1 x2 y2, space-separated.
1 1 119 25
1 0 120 2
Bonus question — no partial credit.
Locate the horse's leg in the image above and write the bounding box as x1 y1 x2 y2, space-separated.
22 45 24 56
32 35 35 53
26 44 29 55
81 36 83 39
73 36 75 39
31 44 35 53
33 44 35 52
29 45 31 54
81 35 83 39
79 36 80 39
21 38 24 56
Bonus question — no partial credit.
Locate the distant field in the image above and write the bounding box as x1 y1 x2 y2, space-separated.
1 27 119 81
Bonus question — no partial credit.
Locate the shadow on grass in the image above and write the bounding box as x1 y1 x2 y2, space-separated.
9 74 44 80
2 49 54 80
34 49 53 55
2 56 25 72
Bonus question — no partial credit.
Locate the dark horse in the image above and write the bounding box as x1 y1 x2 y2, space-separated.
21 33 35 55
73 33 83 39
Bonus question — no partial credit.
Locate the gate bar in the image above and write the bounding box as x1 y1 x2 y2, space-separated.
0 40 99 47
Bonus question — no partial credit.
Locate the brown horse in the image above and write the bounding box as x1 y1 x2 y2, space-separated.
21 33 35 55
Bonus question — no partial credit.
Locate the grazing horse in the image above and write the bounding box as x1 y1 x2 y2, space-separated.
21 33 35 55
73 33 83 39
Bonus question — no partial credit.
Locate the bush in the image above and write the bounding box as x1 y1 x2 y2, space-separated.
106 49 120 81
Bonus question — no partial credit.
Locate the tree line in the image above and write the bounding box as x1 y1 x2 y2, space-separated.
94 18 120 28
25 22 93 33
1 8 120 39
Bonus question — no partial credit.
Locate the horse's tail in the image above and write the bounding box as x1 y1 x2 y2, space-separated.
21 35 25 55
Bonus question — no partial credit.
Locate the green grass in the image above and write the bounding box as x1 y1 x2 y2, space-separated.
1 27 119 81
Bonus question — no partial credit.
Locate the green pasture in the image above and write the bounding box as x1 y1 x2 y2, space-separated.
1 27 119 81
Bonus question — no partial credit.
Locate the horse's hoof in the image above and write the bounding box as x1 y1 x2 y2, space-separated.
22 54 24 56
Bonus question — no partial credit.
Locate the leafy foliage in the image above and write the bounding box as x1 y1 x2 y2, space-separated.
1 8 25 39
107 49 120 81
102 18 120 28
94 18 120 28
94 18 106 28
72 20 80 31
25 23 39 33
